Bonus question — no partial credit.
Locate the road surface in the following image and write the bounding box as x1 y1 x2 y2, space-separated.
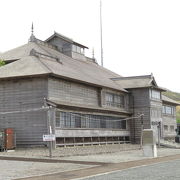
82 159 180 180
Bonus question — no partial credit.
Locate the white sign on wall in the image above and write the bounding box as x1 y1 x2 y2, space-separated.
43 134 55 141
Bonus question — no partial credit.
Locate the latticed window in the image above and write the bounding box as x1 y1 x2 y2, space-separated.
170 125 174 132
162 105 175 115
150 89 161 100
164 125 168 131
55 111 126 130
105 92 124 108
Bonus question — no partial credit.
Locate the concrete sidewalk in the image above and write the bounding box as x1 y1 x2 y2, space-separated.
2 143 179 163
60 147 180 163
0 144 140 159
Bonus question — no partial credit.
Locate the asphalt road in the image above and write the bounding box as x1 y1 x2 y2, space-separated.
82 159 180 180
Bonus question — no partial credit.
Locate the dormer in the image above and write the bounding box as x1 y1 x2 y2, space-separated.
45 32 88 60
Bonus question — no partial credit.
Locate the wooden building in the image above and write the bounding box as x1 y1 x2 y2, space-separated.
161 95 179 139
0 32 178 146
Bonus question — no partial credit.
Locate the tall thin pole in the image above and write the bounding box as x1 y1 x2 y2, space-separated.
140 114 144 149
157 122 161 148
100 0 103 66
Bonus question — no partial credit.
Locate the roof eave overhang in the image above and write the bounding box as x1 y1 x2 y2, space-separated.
162 100 180 106
151 86 166 92
0 73 51 81
47 99 132 116
50 74 128 93
124 86 166 91
45 33 88 49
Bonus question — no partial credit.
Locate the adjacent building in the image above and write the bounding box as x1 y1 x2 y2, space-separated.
0 31 178 147
162 95 179 139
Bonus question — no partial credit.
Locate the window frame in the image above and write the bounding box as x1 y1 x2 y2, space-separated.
150 89 161 100
55 111 127 130
162 105 175 115
105 92 125 108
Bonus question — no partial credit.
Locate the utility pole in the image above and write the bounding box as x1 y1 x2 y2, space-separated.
43 98 54 158
48 106 53 158
140 114 144 149
100 0 103 66
157 122 161 148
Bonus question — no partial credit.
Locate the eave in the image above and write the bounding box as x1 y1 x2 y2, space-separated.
47 99 132 116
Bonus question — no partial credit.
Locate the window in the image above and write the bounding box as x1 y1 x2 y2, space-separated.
72 45 84 54
76 46 81 53
164 125 168 131
166 106 172 114
170 125 174 132
75 116 81 128
105 92 125 108
162 105 175 115
150 89 161 100
72 45 77 52
55 111 126 130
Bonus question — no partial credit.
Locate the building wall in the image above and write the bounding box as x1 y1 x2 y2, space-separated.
150 94 163 140
48 77 129 112
162 103 177 139
129 88 177 143
0 77 48 146
48 77 131 140
129 88 151 143
101 88 129 111
48 77 100 107
56 129 130 138
72 52 86 61
55 109 130 138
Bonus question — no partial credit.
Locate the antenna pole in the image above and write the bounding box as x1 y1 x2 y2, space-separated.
100 0 103 66
31 22 34 35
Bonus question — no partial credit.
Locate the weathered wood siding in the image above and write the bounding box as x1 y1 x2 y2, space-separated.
48 77 99 107
150 97 163 139
101 88 129 112
162 115 177 138
0 77 48 146
162 102 177 139
48 78 131 139
56 128 130 137
129 88 151 143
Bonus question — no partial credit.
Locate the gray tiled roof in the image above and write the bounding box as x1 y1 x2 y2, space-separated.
0 55 50 78
162 95 180 105
0 42 51 61
45 32 88 49
112 75 156 89
0 41 126 92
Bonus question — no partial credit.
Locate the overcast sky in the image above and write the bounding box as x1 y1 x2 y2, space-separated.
0 0 180 92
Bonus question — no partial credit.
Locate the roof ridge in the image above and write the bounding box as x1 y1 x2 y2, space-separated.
111 75 152 80
34 56 53 74
45 32 88 49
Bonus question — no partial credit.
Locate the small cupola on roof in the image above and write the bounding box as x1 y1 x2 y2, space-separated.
45 32 88 60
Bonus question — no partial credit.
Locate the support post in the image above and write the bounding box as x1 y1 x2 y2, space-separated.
157 122 161 148
48 106 53 158
140 115 144 149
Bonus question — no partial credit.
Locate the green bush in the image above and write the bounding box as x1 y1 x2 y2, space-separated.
0 59 5 66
